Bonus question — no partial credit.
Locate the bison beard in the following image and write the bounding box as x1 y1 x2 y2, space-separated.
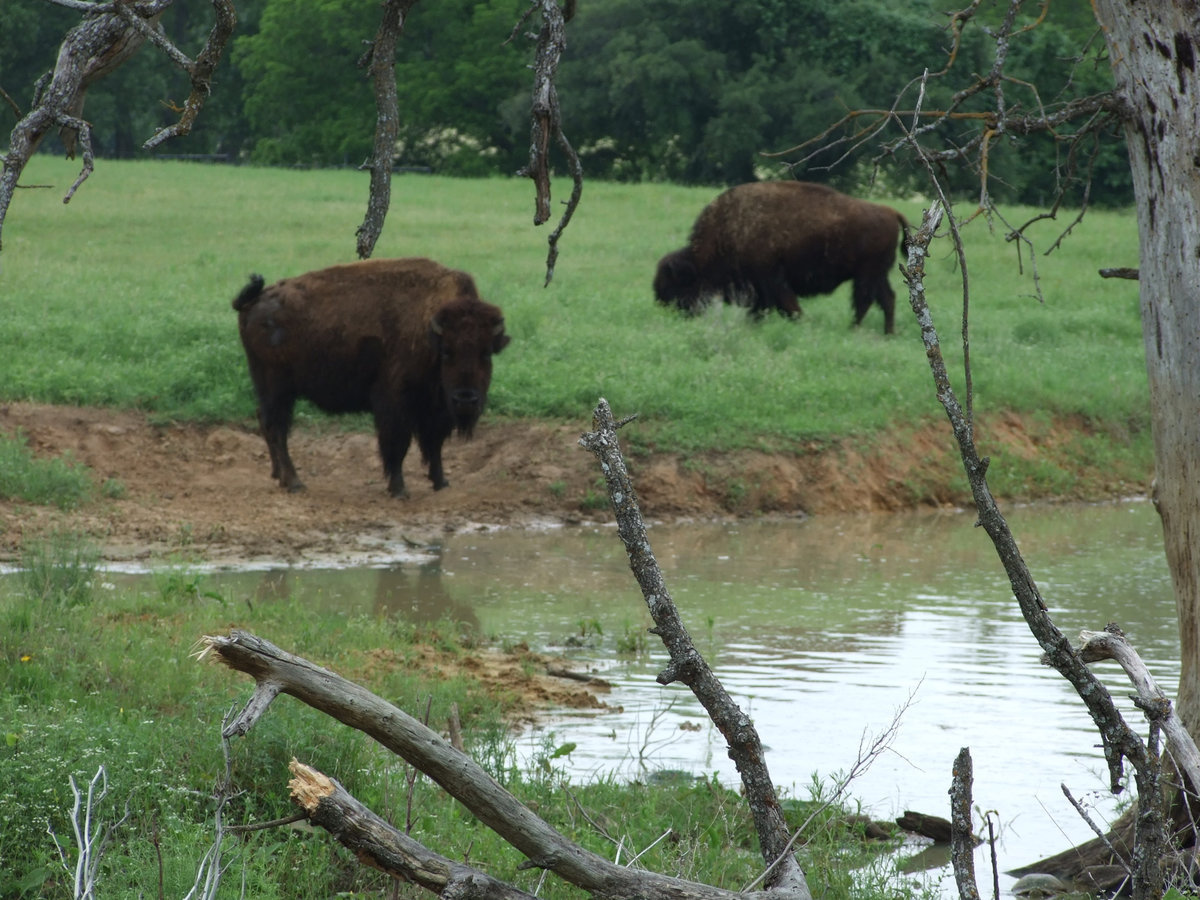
232 257 509 498
654 181 909 334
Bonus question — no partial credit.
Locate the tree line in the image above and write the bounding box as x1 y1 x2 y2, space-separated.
0 0 1131 204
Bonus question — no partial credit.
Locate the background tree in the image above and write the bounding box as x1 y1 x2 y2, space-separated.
3 0 1128 203
234 0 379 166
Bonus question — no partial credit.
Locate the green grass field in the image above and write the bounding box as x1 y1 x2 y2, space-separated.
2 156 1148 462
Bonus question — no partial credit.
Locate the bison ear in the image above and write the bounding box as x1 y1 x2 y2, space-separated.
492 321 511 354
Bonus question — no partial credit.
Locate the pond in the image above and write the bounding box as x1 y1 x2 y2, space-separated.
98 499 1184 895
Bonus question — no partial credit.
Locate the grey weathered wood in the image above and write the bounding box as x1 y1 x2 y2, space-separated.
354 0 418 260
579 401 811 898
947 749 980 900
202 630 812 900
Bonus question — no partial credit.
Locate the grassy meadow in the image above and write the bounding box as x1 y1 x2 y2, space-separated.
1 156 1149 469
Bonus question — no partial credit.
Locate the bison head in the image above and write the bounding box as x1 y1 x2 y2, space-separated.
653 248 706 314
430 297 510 435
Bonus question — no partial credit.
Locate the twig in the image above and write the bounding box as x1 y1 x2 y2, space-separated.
1061 783 1129 870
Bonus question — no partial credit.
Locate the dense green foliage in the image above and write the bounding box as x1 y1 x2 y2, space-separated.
1 0 1128 204
0 536 937 899
1 158 1151 502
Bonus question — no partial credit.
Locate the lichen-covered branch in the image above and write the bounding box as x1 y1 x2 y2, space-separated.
513 0 582 285
354 0 418 259
0 0 236 259
579 400 811 899
1 5 156 254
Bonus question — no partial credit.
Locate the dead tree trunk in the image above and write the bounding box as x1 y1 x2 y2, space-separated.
1092 1 1200 748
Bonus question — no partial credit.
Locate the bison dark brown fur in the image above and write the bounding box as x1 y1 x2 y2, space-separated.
653 181 909 333
232 257 510 497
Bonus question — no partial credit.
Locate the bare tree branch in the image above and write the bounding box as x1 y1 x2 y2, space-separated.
898 201 1171 900
141 0 237 150
513 0 582 285
355 0 419 260
0 0 236 258
579 400 811 899
0 4 160 254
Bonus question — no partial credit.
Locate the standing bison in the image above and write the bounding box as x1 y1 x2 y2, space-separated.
653 181 909 333
232 257 510 497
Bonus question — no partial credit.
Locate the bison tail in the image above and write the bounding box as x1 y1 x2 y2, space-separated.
232 274 266 311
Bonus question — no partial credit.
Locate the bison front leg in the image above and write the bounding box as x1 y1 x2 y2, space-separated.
375 421 413 498
752 271 801 318
417 425 452 491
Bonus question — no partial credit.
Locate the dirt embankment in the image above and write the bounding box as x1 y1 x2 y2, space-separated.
0 402 1150 568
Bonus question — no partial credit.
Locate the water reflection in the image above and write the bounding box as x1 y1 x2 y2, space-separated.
64 500 1184 895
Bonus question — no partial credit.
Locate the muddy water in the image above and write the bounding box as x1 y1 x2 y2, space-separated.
140 500 1185 892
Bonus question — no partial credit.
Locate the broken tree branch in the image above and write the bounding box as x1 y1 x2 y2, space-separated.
579 399 811 899
288 760 540 900
201 630 812 900
948 748 980 900
354 0 418 260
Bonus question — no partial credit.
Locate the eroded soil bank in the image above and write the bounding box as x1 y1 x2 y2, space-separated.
0 402 1151 567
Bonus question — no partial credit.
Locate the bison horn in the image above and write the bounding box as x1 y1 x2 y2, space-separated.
430 316 444 336
493 319 505 336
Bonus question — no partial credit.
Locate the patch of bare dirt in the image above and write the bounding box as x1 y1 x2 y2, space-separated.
0 401 1150 567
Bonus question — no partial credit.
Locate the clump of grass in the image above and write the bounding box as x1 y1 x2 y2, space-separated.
19 531 99 610
0 430 94 510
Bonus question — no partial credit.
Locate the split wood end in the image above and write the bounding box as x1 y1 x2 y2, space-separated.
289 759 336 811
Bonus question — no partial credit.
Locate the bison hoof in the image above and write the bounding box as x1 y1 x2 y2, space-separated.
432 479 450 491
283 480 306 493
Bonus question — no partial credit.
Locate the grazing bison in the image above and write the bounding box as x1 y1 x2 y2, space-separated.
232 257 510 497
653 181 909 333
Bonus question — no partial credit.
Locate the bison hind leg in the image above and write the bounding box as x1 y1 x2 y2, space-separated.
256 401 304 491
